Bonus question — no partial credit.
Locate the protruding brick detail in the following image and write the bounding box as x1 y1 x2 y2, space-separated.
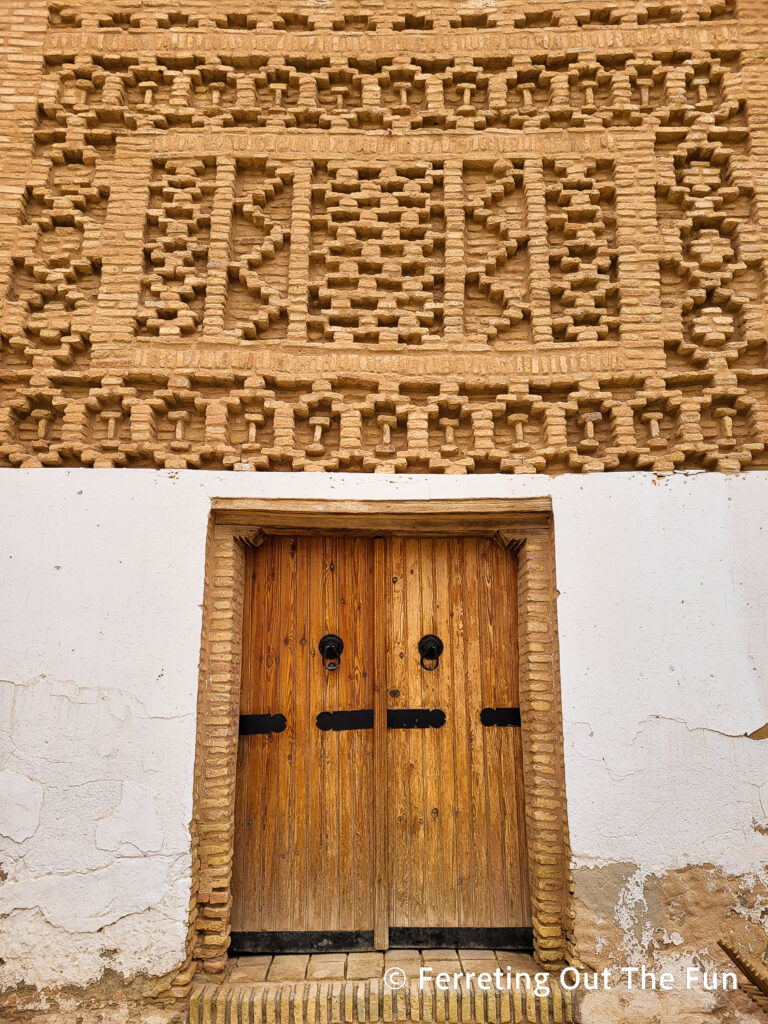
191 523 249 972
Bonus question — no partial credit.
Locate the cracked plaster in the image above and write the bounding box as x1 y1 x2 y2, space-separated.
0 771 43 844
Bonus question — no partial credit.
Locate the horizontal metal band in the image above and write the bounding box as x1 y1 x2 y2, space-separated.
230 931 374 954
388 707 446 729
315 708 448 731
317 709 374 732
239 713 287 735
480 707 522 727
388 926 534 951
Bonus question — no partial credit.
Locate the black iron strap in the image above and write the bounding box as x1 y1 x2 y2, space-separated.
480 706 521 727
239 713 287 735
314 708 447 731
317 709 374 732
388 707 446 729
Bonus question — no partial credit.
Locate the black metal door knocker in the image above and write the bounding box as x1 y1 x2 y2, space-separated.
418 634 443 670
318 633 344 670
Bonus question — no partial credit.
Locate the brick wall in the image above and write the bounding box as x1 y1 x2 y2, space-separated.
1 0 768 472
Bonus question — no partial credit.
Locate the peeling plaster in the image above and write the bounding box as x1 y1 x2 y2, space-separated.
0 674 193 989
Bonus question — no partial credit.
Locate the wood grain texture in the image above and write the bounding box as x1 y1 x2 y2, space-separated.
233 532 530 942
385 536 531 931
232 535 376 933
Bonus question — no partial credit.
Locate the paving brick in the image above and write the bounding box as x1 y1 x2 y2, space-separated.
266 954 309 982
346 953 385 980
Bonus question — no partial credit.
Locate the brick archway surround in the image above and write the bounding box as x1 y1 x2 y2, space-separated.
188 498 571 974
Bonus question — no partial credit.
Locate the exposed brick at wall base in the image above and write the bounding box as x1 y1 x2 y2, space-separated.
2 0 768 472
0 970 187 1024
570 862 768 1023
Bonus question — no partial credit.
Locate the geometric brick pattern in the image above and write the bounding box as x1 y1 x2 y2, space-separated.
545 159 619 345
136 159 215 338
308 162 445 346
463 160 531 346
2 0 768 474
225 160 293 341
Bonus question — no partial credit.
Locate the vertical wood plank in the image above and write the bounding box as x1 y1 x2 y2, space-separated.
322 535 340 930
464 536 491 925
373 537 389 949
433 539 458 927
276 537 297 922
448 534 473 927
405 537 426 926
479 538 510 926
291 536 310 931
421 537 442 927
352 537 375 931
337 537 356 931
306 535 326 932
262 537 283 931
388 536 409 928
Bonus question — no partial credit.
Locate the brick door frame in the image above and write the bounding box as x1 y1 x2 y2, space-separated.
188 497 571 974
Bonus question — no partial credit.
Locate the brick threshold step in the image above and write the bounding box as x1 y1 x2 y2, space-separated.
188 976 575 1023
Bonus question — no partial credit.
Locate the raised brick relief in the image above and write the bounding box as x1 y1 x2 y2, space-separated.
46 0 737 31
307 162 444 346
35 52 749 139
544 158 619 345
658 140 764 372
136 159 215 338
225 160 293 341
1 0 768 473
463 160 531 347
3 157 108 369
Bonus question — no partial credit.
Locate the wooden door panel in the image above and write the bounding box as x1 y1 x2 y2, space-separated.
232 535 375 936
386 536 531 932
232 531 530 950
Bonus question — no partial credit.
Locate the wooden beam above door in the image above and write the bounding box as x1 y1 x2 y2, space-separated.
211 497 552 536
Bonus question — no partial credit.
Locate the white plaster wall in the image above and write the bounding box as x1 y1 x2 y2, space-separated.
0 470 767 989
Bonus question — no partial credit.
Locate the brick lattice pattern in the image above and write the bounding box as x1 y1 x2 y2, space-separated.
1 0 768 471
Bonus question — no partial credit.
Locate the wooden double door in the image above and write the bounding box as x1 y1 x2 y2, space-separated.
231 534 531 952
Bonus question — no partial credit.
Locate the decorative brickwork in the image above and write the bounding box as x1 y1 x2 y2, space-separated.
1 0 768 472
190 501 570 976
189 970 576 1024
308 161 445 346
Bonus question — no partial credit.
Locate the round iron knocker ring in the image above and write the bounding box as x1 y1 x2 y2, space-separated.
418 634 444 671
318 633 344 671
